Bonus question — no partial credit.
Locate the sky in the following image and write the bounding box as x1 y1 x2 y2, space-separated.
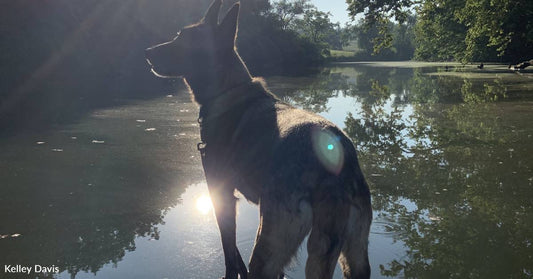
310 0 353 26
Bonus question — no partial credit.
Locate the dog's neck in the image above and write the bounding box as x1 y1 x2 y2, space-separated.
184 50 253 106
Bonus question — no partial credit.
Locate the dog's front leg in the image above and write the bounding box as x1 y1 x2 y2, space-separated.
209 184 247 279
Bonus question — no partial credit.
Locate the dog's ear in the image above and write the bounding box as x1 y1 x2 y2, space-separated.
203 0 222 26
218 3 240 49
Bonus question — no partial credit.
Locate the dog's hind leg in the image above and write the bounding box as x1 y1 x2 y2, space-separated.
248 196 312 279
305 194 351 279
338 195 372 279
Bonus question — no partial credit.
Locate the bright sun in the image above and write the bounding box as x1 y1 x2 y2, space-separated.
196 195 213 215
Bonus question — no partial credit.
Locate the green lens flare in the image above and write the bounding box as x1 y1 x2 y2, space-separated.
312 128 344 175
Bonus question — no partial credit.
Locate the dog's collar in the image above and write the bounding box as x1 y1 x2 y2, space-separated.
197 81 266 153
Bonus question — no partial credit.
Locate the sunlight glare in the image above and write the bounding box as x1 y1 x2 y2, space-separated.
196 195 213 215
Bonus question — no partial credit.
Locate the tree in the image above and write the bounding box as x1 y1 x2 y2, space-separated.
414 0 468 61
456 0 533 63
270 0 312 30
346 0 414 52
292 8 344 54
346 0 415 25
345 18 414 60
347 0 533 62
392 15 416 60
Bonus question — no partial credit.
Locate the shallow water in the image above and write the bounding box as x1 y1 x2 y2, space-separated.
1 62 532 279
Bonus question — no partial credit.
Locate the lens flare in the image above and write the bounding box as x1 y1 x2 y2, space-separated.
312 128 344 175
196 195 213 215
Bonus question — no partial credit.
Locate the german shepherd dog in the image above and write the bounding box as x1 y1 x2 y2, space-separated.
145 1 372 278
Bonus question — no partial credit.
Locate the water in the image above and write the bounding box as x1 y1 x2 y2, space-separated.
1 62 532 279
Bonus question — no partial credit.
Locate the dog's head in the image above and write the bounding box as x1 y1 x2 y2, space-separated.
145 0 239 79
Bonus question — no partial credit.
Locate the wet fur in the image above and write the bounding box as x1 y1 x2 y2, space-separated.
146 1 372 278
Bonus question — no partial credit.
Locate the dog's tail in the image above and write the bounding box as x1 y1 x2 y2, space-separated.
306 136 372 279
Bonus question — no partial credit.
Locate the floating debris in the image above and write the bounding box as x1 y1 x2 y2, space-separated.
11 234 21 238
136 119 146 123
428 215 441 221
91 140 105 144
435 192 441 195
51 148 63 152
145 128 156 131
36 141 45 145
71 136 77 140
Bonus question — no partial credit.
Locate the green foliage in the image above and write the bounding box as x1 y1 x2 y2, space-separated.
265 0 346 58
296 8 334 44
456 0 533 62
414 0 468 61
346 0 415 53
236 0 326 74
346 0 415 25
293 8 340 54
347 0 533 62
270 0 312 30
392 16 416 59
341 17 415 61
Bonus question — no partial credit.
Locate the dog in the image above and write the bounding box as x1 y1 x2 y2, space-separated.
145 1 372 278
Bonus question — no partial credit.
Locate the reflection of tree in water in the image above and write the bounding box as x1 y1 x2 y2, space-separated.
0 103 204 278
336 66 533 278
273 68 352 113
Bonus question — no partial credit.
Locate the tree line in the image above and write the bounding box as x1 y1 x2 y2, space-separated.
347 0 533 63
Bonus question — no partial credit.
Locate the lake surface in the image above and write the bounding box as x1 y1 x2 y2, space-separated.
1 62 532 279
